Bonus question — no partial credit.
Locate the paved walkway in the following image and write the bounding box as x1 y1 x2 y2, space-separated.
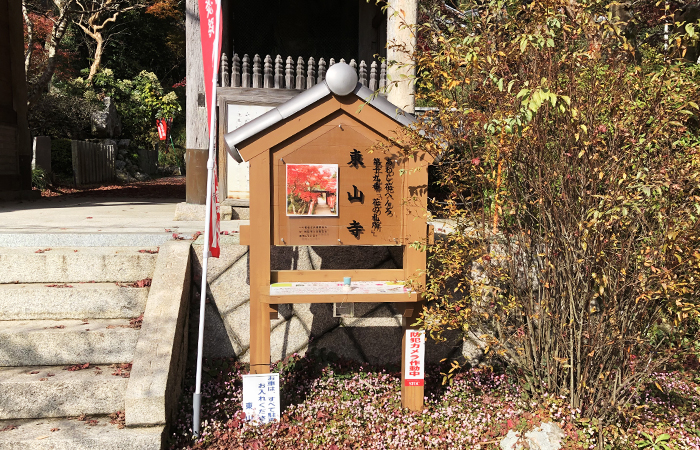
0 196 245 247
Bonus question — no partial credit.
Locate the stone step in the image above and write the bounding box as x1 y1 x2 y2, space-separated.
0 247 158 283
0 365 129 420
0 283 148 320
0 417 163 450
0 319 139 367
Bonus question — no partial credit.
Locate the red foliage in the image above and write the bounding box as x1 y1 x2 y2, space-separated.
146 0 182 20
286 165 337 212
24 12 77 81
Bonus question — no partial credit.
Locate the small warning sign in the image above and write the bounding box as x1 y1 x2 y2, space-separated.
404 329 425 386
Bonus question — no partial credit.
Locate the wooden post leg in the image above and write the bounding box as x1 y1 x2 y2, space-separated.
401 299 425 411
249 294 271 374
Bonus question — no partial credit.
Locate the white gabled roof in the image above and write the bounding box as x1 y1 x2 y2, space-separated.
224 62 416 163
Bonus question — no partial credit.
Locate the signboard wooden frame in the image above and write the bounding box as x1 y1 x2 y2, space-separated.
236 92 431 411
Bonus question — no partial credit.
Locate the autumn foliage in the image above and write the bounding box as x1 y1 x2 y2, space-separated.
391 0 700 440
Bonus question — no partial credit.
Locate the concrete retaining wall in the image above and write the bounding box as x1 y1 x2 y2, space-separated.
190 238 484 366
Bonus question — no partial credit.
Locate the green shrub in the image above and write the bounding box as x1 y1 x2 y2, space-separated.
51 138 73 178
31 168 49 190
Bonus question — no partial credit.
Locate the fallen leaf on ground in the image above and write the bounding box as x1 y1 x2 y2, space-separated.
64 363 90 371
109 411 126 429
116 278 151 288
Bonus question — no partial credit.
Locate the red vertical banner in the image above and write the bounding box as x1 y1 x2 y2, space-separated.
156 118 168 140
198 0 221 258
209 159 221 257
198 0 222 123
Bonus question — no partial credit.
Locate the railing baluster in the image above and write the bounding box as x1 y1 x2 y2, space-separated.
242 54 251 88
232 53 241 88
317 58 327 84
274 55 283 89
359 60 367 87
307 57 316 88
380 61 387 94
220 53 229 87
285 56 295 89
253 54 263 88
264 55 273 89
296 56 305 90
369 61 378 91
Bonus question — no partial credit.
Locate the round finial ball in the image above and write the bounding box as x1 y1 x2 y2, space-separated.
325 62 358 96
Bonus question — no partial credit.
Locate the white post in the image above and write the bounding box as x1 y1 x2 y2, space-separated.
193 0 221 437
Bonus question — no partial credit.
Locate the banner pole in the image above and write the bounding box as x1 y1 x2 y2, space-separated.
193 0 221 437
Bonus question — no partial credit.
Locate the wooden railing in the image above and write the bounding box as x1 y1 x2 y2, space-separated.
219 53 387 92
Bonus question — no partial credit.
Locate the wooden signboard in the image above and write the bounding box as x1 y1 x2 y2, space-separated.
231 68 431 411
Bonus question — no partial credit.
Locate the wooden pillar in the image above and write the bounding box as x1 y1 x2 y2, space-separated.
185 0 210 204
248 152 272 373
400 143 428 411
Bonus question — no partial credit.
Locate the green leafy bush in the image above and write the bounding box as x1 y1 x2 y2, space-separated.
51 138 73 179
67 68 182 155
31 168 49 190
27 91 95 139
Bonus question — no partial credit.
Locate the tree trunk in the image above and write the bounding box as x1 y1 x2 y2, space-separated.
22 1 34 75
86 32 104 82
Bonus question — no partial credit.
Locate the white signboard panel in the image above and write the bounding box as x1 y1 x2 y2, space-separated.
226 104 275 199
404 329 425 386
242 373 280 424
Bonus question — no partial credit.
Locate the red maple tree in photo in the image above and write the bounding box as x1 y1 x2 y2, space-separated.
286 164 337 215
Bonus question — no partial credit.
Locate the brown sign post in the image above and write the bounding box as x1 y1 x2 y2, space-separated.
225 63 432 411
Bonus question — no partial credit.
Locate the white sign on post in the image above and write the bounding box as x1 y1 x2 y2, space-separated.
242 373 280 424
404 329 426 386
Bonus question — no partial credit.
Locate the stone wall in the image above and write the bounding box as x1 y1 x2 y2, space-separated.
189 237 485 366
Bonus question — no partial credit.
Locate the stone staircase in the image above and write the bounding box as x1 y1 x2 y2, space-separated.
0 247 165 449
